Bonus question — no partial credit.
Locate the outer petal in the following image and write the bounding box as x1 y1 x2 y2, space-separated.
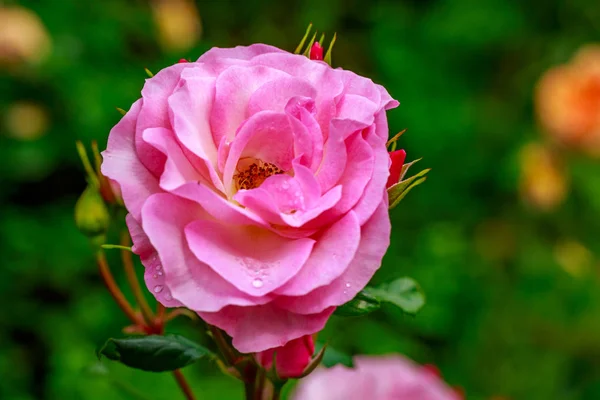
141 193 270 312
199 303 335 353
276 199 391 314
184 219 315 296
136 63 191 176
101 100 160 221
126 214 182 307
197 44 285 63
275 211 361 296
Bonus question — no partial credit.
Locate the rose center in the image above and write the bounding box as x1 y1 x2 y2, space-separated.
234 158 284 190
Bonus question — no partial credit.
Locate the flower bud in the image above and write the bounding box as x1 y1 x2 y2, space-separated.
75 184 110 239
256 335 315 379
309 42 323 61
386 149 407 188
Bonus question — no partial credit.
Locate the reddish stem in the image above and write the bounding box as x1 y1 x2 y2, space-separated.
173 369 196 400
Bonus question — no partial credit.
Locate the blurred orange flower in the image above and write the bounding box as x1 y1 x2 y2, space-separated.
519 142 568 211
536 45 600 157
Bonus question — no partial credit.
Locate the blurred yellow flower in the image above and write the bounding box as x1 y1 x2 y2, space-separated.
536 45 600 157
151 0 202 53
4 102 49 141
553 239 593 277
0 6 51 67
519 142 568 211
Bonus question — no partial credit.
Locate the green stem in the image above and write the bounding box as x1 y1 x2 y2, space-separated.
172 369 196 400
96 251 144 327
208 325 237 366
120 231 155 327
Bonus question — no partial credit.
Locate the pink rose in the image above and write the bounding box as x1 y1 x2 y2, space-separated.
291 356 461 400
102 44 398 353
256 335 315 378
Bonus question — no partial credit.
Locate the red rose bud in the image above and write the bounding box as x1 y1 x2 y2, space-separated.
422 363 441 378
178 58 188 63
256 335 315 379
309 42 323 61
386 149 407 188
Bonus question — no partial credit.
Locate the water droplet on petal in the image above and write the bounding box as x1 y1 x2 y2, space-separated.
152 274 158 279
345 283 351 288
154 285 164 293
157 270 163 276
281 181 290 190
252 278 264 288
164 293 173 301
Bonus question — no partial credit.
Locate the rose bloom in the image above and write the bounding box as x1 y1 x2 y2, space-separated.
291 355 461 400
102 44 397 353
536 45 600 157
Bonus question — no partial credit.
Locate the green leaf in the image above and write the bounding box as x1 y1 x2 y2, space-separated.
365 278 425 315
97 335 214 372
334 290 381 317
315 342 353 368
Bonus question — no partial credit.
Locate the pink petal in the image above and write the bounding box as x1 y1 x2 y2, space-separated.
247 76 316 115
276 199 390 314
170 182 270 228
275 211 361 296
136 63 191 176
210 65 288 145
197 44 285 63
101 100 161 221
222 111 295 194
199 303 335 353
142 127 204 191
140 193 269 311
286 97 324 171
314 125 347 192
126 214 182 307
249 52 345 140
332 94 380 137
184 219 315 296
351 130 390 225
167 73 224 192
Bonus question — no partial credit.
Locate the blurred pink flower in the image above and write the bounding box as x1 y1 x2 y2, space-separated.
256 335 314 378
102 44 398 353
292 355 461 400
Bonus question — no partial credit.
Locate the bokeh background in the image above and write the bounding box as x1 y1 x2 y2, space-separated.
2 0 600 399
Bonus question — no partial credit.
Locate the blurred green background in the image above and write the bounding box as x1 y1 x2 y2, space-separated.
2 0 600 399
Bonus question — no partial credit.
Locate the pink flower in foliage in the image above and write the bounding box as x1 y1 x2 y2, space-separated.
102 44 398 353
256 335 315 378
292 356 461 400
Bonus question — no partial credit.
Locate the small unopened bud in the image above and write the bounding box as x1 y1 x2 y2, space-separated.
178 58 188 63
309 42 324 61
386 149 407 188
256 335 315 379
75 185 110 239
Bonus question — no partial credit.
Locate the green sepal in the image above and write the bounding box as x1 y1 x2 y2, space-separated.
294 23 313 54
388 158 430 209
324 33 337 65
